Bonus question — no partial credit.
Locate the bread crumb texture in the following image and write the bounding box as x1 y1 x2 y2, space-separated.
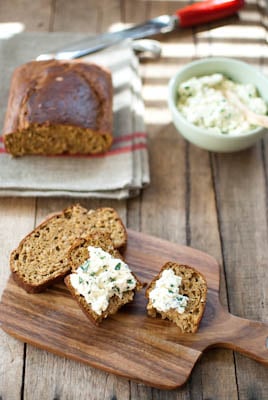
146 262 207 333
65 234 142 325
10 204 127 293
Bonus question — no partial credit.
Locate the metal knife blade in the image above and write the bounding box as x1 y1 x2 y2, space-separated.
37 15 176 60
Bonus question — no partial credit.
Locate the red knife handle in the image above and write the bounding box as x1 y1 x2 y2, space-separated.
176 0 245 28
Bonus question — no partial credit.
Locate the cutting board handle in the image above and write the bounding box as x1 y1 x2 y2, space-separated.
212 312 268 365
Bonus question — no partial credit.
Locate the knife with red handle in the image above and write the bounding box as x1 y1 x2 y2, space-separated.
37 0 245 60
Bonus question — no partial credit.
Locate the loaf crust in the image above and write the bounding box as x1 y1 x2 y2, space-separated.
65 234 143 325
10 204 127 293
146 262 207 333
3 60 113 156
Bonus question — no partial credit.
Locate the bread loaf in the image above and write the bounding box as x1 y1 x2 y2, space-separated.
65 234 143 325
146 262 207 333
10 204 127 293
3 60 113 156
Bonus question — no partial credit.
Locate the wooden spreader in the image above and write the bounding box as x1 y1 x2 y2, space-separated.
0 229 268 389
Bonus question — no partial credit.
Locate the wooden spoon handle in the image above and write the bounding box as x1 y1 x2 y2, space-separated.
212 312 268 365
224 89 268 129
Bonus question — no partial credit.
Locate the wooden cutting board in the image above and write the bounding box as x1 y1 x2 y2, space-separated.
0 229 268 389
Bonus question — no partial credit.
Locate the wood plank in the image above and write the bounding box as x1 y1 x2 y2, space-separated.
186 11 240 398
0 6 55 399
125 0 162 395
187 146 238 400
135 1 195 397
98 0 122 32
213 146 268 397
0 0 52 31
0 198 36 400
52 0 100 32
123 0 150 24
53 0 121 33
138 2 227 397
125 1 155 396
208 1 268 396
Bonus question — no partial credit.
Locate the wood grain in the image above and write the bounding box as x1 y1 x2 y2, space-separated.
188 145 238 399
0 197 36 400
208 4 268 396
0 0 268 398
0 0 52 31
1 230 268 390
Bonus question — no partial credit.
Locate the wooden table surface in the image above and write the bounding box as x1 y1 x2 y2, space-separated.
1 1 268 399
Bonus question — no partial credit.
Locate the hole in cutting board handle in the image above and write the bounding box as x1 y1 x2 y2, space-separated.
266 337 268 349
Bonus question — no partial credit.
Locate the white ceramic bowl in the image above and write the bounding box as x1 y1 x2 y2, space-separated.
168 57 268 152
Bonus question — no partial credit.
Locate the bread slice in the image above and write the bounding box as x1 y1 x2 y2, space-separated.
65 234 143 325
68 232 123 269
146 262 207 333
10 204 127 293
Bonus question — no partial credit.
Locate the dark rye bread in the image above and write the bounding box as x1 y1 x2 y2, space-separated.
67 233 123 269
65 234 143 325
146 262 207 333
10 204 127 293
3 60 113 156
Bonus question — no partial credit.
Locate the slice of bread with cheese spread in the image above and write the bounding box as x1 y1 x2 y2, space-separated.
10 204 127 293
65 233 142 325
146 262 207 333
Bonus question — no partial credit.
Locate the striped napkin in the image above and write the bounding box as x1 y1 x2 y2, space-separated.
0 34 149 199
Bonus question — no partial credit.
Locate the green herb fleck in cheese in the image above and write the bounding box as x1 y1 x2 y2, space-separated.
69 247 137 315
177 73 267 134
149 269 188 313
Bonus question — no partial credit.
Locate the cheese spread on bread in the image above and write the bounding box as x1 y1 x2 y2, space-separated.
177 73 267 134
70 246 137 315
148 269 188 313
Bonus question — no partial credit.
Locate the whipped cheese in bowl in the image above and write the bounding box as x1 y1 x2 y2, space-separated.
177 73 267 135
168 57 268 152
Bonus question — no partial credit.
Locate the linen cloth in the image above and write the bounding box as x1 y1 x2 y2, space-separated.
0 33 150 199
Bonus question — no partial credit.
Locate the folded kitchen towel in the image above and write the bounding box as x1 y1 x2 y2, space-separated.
0 33 150 199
